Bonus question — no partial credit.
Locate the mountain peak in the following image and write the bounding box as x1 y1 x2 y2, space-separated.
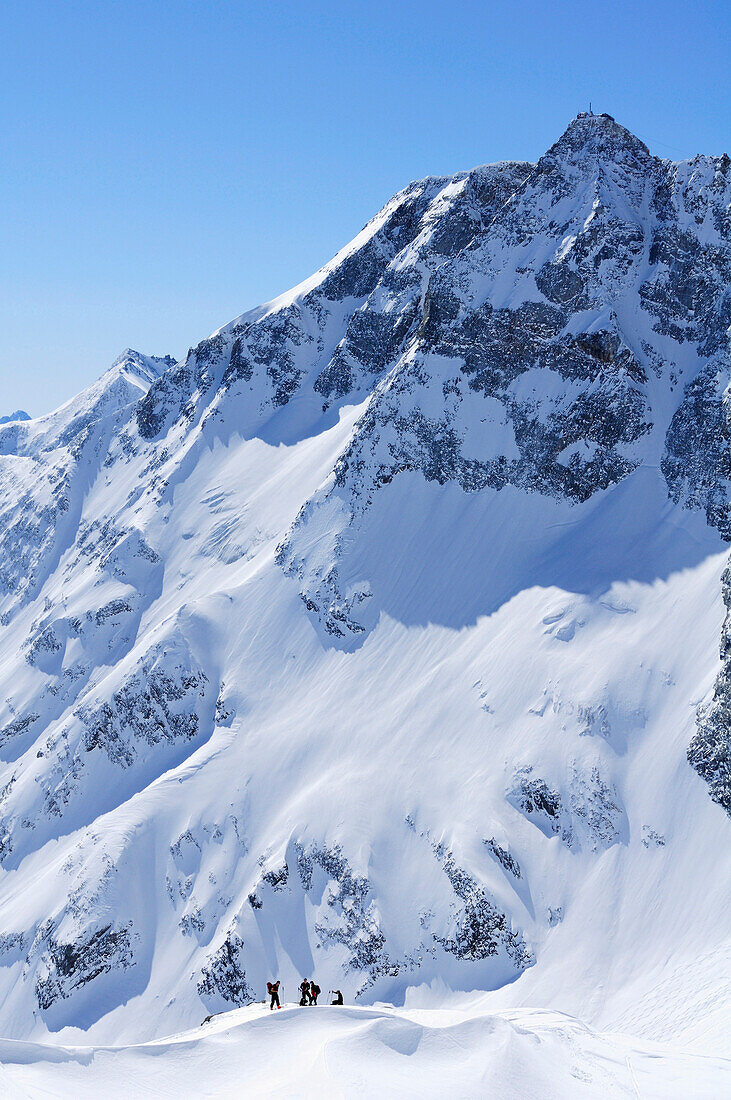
108 348 176 391
542 112 652 168
0 114 728 1089
0 409 30 425
112 348 175 377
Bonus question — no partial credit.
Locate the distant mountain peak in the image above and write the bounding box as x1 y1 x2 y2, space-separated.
110 348 176 387
0 409 30 425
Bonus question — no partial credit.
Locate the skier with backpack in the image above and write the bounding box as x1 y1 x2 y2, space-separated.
267 980 281 1010
310 980 321 1005
331 989 343 1005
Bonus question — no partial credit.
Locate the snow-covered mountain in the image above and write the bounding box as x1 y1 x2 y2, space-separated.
0 412 30 426
0 114 729 1088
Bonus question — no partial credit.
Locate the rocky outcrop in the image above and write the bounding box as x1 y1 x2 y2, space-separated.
276 116 731 645
197 933 254 1007
663 360 731 538
433 844 531 967
689 561 731 814
77 662 209 766
484 838 522 880
509 764 624 851
34 923 135 1012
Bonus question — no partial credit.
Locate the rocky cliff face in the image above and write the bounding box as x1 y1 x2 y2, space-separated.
689 561 731 815
0 116 729 1043
275 116 731 642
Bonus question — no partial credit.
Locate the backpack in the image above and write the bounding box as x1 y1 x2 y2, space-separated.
312 984 320 996
267 982 273 994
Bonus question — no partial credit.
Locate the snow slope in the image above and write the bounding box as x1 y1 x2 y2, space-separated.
0 114 729 1094
1 1001 729 1099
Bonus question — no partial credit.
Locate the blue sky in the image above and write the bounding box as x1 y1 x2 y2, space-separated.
2 0 729 415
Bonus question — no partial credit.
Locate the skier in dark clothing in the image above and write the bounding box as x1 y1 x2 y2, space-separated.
310 981 321 1005
299 979 311 1006
331 989 343 1005
267 980 281 1010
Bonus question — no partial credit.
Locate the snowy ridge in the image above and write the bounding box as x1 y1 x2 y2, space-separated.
0 115 729 1093
1 1001 729 1099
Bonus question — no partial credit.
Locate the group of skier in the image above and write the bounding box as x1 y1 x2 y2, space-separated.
266 979 343 1010
299 978 320 1005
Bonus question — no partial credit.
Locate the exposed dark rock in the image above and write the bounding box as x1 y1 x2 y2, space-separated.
536 261 587 306
35 924 135 1011
433 844 531 966
689 562 731 815
261 863 289 890
94 598 134 626
197 933 254 1006
224 335 253 385
0 117 730 1034
0 712 40 747
77 663 209 767
484 837 522 879
508 764 623 851
509 768 565 836
663 362 731 539
295 843 393 982
137 362 193 439
25 626 62 666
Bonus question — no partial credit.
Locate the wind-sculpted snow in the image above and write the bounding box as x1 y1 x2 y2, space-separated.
0 116 729 1061
3 1002 730 1099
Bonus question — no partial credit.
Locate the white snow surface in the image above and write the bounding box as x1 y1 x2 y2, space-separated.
0 114 730 1096
1 1001 729 1099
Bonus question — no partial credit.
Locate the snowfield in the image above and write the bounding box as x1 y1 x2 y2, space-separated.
0 114 730 1095
1 1001 729 1099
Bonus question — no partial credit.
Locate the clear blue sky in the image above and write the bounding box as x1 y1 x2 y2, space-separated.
1 0 729 415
